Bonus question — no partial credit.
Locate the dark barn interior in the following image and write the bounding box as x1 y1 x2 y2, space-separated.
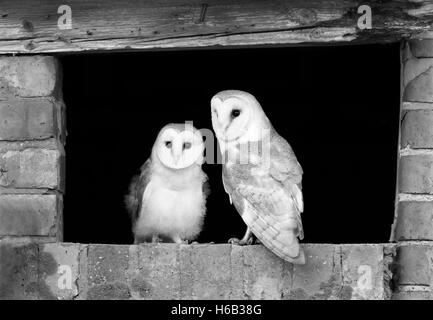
62 43 400 245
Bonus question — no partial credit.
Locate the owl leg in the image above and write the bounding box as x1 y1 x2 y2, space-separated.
151 235 162 243
239 227 254 245
228 227 253 246
172 235 188 244
134 235 146 244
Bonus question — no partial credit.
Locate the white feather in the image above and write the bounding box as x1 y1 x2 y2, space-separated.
134 164 206 242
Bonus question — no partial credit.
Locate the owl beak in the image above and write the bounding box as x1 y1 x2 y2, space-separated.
173 155 181 165
172 147 182 165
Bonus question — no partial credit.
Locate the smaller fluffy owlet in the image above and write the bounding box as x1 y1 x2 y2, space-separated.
125 123 209 244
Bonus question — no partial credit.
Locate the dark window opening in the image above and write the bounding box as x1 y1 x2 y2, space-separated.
62 43 400 245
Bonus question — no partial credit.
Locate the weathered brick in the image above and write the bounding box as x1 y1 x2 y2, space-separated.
404 66 433 103
180 244 231 299
401 110 433 148
341 245 389 300
231 244 291 299
395 201 433 241
402 102 433 110
410 39 433 58
395 245 430 286
0 148 62 189
0 98 57 141
403 58 433 88
287 244 344 300
393 290 432 300
399 155 433 194
0 56 58 98
86 244 131 300
0 236 58 243
0 194 60 236
130 244 180 299
39 243 81 300
86 282 131 300
0 242 39 299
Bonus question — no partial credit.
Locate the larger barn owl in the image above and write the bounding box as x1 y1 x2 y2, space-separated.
125 123 209 244
211 90 305 264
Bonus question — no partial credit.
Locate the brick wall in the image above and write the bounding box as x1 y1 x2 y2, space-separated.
0 46 429 299
391 39 433 300
0 56 65 242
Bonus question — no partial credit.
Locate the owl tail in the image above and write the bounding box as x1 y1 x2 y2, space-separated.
252 222 306 265
242 204 306 265
270 230 305 265
283 232 305 265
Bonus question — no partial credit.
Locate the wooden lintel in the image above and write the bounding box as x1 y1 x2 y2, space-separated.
0 0 432 54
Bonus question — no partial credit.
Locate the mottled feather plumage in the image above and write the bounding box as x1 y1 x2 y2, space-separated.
212 90 305 264
222 129 304 261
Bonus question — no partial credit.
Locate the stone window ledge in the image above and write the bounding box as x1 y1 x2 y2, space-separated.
0 243 396 300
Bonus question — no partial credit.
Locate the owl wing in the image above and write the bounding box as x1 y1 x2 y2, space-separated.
202 171 211 198
223 133 305 264
124 159 152 225
268 133 304 238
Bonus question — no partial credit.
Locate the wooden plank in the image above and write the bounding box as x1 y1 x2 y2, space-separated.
0 0 432 54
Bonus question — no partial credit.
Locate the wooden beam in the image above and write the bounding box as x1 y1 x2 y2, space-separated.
0 0 432 54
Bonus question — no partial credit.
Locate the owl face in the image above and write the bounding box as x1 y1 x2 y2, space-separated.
211 90 268 143
154 124 204 169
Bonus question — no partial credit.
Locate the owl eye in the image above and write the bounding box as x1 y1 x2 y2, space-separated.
183 142 192 150
165 141 172 148
231 109 241 118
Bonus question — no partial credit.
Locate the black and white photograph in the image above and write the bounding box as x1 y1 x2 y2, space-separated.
0 0 432 309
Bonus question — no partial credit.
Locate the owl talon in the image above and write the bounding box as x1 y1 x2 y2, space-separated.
242 236 254 245
229 237 252 246
228 238 240 245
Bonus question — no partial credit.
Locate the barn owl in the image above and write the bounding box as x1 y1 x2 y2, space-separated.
211 90 305 264
125 123 209 244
